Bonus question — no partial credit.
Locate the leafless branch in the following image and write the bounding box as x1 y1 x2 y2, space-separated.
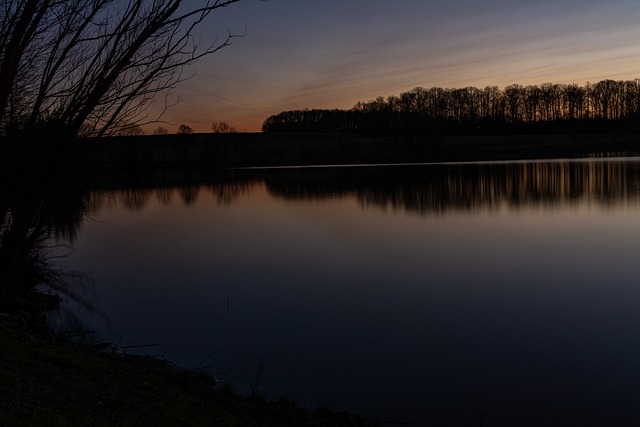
0 0 245 139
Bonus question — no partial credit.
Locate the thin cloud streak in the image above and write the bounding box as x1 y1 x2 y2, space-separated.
151 0 640 132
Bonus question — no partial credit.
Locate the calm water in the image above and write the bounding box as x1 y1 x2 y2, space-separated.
51 159 640 426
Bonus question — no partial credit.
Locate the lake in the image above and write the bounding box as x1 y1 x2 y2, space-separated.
49 158 640 426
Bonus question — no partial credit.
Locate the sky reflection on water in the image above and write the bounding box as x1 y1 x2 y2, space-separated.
52 160 640 426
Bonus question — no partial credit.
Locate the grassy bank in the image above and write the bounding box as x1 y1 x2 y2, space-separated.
84 132 640 169
0 321 376 426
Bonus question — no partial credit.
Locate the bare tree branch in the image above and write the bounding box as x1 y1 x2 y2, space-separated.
0 0 245 139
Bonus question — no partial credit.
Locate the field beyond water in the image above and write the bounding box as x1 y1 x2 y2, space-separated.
86 132 640 169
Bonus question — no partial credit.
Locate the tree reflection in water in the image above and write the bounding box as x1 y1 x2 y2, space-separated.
48 156 640 426
5 157 640 334
0 155 91 333
261 158 640 214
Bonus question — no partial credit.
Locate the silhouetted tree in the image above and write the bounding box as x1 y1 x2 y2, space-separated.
541 84 558 122
564 84 585 120
211 121 237 133
177 124 193 134
0 0 243 140
504 84 523 124
523 85 541 122
622 80 640 119
116 123 144 136
153 126 169 135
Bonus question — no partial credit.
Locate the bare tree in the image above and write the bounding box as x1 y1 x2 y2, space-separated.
0 0 243 140
504 84 523 123
564 84 585 120
211 121 236 133
116 123 144 136
153 126 169 135
177 123 193 134
523 85 541 122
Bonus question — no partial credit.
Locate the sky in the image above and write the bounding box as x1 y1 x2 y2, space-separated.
150 0 640 133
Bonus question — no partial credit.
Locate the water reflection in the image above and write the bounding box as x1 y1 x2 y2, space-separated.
48 157 640 426
0 165 260 336
261 159 640 214
90 159 640 216
120 187 152 211
0 162 92 330
86 179 258 215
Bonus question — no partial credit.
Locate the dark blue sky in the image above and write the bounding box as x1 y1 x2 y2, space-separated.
153 0 640 132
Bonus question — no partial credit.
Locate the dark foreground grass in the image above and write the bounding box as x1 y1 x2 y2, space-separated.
0 321 376 426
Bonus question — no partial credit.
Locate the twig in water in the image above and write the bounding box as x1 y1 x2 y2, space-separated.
119 343 162 349
251 351 267 397
194 347 224 372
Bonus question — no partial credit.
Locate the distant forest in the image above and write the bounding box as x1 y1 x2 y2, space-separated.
262 79 640 135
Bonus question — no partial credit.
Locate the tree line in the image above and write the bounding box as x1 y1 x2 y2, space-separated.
262 80 640 135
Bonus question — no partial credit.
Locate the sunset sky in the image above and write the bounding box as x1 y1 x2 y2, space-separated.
153 0 640 133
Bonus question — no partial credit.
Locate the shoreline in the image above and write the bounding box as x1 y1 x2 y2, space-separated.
82 132 640 170
0 319 378 426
